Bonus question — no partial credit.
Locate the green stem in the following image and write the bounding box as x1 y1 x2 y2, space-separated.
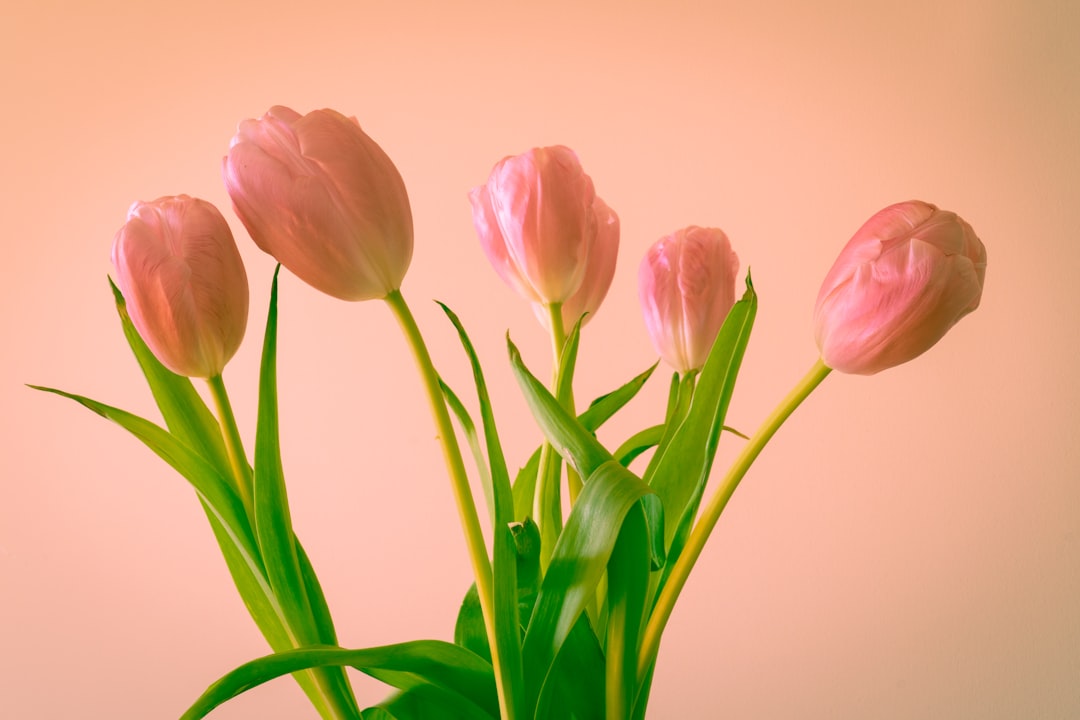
206 374 253 518
384 290 511 720
637 358 832 681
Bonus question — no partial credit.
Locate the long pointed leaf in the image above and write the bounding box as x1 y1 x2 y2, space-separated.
646 277 757 552
439 303 525 719
578 363 658 433
252 268 313 634
108 277 353 714
107 277 234 486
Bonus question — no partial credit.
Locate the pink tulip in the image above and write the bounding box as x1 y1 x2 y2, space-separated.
638 227 740 374
111 195 249 378
814 200 987 375
223 106 413 301
470 145 598 305
533 196 620 331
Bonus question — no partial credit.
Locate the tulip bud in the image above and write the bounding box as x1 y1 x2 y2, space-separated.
533 196 620 330
814 200 987 375
111 195 249 378
223 106 413 301
638 227 740 374
470 145 598 305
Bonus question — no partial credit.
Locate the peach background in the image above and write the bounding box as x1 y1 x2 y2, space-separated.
2 0 1078 717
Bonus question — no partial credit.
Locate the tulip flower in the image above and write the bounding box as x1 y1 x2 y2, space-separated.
470 145 598 306
223 106 413 301
639 226 740 374
814 200 987 375
533 196 620 331
111 195 249 378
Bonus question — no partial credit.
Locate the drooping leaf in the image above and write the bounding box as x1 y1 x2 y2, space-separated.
612 425 664 467
180 642 498 720
107 277 234 480
108 275 354 714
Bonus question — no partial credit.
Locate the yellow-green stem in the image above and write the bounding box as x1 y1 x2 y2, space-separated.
637 358 832 681
206 374 253 518
384 290 512 720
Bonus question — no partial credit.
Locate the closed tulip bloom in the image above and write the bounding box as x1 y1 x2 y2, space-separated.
814 200 987 375
470 145 597 305
223 106 413 301
111 195 249 378
639 227 740 374
534 196 620 330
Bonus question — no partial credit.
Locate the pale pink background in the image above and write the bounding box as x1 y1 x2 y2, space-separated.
2 1 1078 718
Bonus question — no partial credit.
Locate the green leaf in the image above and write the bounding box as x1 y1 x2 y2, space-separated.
507 336 612 480
578 363 658 433
534 615 606 720
511 449 542 524
510 518 542 627
603 502 650 719
27 387 335 698
439 303 524 719
508 361 657 524
106 278 237 500
377 683 493 719
31 387 254 551
253 268 316 638
253 271 359 715
645 277 757 553
521 460 654 716
454 583 491 663
181 642 498 720
108 276 355 716
554 314 583 408
612 425 664 468
441 380 496 527
360 707 398 720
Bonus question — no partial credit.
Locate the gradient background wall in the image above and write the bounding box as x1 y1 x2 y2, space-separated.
2 1 1078 717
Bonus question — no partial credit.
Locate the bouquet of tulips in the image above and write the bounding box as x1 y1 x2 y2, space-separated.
35 106 987 720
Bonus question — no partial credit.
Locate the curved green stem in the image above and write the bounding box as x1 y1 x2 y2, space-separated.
384 290 511 720
637 358 832 680
206 374 253 518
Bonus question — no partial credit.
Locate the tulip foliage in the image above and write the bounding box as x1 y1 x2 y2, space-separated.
34 107 985 720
